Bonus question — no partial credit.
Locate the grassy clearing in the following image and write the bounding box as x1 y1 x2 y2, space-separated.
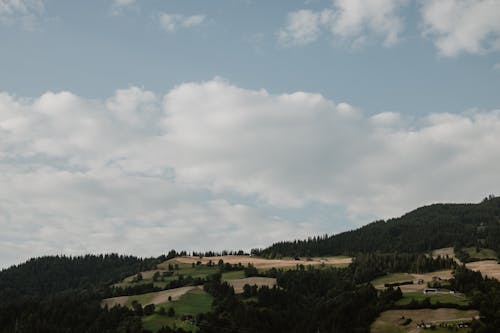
371 273 415 287
221 270 245 281
142 289 213 332
115 262 240 289
463 247 498 260
396 292 470 306
371 309 478 333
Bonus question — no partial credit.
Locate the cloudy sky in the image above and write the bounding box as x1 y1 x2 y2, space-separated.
1 0 500 268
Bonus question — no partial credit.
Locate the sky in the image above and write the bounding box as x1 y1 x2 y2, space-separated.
1 0 500 268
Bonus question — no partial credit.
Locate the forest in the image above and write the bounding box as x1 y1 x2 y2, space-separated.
258 196 500 258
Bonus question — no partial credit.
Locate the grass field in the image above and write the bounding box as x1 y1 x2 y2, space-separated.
221 270 246 281
142 288 213 332
115 262 227 289
102 286 199 308
396 292 470 306
463 247 498 260
371 309 479 333
371 273 415 287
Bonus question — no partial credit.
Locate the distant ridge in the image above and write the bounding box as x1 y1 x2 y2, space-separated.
259 197 500 258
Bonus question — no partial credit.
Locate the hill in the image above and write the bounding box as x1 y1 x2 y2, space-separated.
259 197 500 258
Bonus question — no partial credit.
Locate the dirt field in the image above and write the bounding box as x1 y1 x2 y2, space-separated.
227 277 277 293
373 270 453 292
371 309 479 333
102 286 199 308
466 260 500 280
168 255 352 269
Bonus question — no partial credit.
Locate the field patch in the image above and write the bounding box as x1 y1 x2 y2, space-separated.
372 270 453 292
431 247 456 260
371 309 479 333
463 247 498 261
396 292 470 306
227 277 277 293
170 255 352 270
143 288 213 332
372 273 415 288
466 260 500 280
102 286 199 308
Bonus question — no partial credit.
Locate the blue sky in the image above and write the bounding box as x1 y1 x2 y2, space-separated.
1 0 500 268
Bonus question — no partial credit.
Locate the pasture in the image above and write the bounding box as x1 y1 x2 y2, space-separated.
371 309 479 333
142 288 213 332
396 292 470 306
102 286 200 308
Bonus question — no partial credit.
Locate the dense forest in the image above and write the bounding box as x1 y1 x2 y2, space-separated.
258 196 500 257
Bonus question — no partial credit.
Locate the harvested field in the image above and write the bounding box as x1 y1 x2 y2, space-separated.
371 309 479 333
466 260 500 280
227 277 277 293
102 295 129 308
432 247 456 259
102 286 199 308
168 255 352 269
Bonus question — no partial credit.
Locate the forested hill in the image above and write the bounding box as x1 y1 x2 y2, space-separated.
259 196 500 258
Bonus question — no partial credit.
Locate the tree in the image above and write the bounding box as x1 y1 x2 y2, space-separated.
167 307 175 317
143 304 155 316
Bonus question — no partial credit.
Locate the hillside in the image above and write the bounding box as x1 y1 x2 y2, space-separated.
2 198 500 332
260 197 500 258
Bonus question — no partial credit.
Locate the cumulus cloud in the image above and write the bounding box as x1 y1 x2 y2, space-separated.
0 0 44 29
420 0 500 57
2 80 500 268
159 12 205 33
278 0 408 47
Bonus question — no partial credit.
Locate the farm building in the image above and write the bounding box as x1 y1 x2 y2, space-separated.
423 288 438 294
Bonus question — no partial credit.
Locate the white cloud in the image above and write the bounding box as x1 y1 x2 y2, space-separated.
159 12 205 33
111 0 136 15
0 0 43 29
327 0 407 46
278 0 408 47
420 0 500 57
278 10 321 46
2 80 500 268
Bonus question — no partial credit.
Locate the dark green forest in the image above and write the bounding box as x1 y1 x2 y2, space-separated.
258 197 500 258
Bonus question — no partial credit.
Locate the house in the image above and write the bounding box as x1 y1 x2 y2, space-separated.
423 288 438 294
162 271 174 277
417 279 424 285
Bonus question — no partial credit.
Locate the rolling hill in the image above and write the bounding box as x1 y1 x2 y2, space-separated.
259 197 500 258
